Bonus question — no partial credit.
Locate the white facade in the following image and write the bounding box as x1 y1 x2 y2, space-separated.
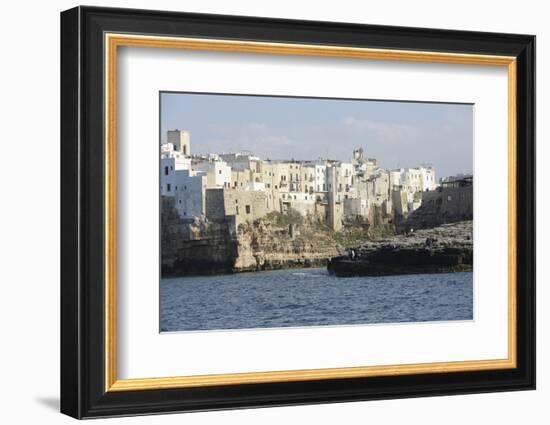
314 163 327 195
281 191 316 216
160 155 191 196
390 169 403 187
245 181 266 191
419 166 437 191
219 152 261 172
160 135 192 196
159 134 439 224
173 169 207 219
193 160 232 189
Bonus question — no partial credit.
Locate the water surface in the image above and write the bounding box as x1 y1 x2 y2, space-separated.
160 268 473 332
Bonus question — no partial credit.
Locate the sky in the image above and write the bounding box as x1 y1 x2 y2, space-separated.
160 92 473 179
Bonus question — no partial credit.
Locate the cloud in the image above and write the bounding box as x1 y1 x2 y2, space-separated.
341 116 419 145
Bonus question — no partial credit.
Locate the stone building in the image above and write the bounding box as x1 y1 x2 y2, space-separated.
280 192 316 216
167 129 190 156
401 176 473 230
159 131 447 231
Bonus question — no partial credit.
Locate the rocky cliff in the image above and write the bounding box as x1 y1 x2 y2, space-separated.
328 221 473 277
161 198 344 276
232 217 343 272
161 198 239 276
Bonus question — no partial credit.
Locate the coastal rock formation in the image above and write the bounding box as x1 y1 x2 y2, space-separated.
328 221 473 277
162 198 344 276
233 219 342 272
161 198 239 276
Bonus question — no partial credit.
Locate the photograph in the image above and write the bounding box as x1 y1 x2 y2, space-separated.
159 92 474 332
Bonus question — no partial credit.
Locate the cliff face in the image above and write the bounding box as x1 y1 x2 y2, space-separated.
161 198 344 276
232 219 342 272
161 198 239 276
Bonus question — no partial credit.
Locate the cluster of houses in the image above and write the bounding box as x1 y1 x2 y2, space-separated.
161 129 439 231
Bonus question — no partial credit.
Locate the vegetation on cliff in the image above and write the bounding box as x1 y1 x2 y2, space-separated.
162 198 402 277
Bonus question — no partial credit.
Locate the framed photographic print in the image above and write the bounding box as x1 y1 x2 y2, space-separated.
60 6 536 419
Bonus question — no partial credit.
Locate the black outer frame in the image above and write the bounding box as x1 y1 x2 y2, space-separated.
60 6 535 419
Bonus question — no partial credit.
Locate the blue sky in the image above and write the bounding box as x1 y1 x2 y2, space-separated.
161 92 473 178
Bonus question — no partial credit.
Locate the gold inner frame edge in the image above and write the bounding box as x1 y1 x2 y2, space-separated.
104 33 518 392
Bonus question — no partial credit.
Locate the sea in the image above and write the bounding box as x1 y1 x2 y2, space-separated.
160 268 473 332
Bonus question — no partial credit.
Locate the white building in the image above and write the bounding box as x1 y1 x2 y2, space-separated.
313 163 327 198
193 159 232 189
173 169 207 219
281 191 316 216
419 165 437 191
219 152 261 171
160 143 191 196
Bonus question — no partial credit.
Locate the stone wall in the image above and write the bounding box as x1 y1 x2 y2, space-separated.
223 189 267 226
400 185 473 231
205 188 225 221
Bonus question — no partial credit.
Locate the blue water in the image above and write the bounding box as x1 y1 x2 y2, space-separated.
160 268 473 332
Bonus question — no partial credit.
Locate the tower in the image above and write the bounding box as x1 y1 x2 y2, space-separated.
167 130 190 156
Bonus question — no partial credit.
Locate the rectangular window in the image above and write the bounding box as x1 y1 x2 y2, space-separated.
167 183 171 192
164 166 169 176
245 205 251 214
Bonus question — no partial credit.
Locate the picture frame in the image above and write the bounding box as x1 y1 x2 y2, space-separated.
60 5 535 419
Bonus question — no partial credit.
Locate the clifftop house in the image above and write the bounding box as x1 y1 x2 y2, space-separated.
160 129 439 230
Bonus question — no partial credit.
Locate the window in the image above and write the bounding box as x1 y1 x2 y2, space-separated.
236 206 239 215
167 183 171 192
245 205 251 214
219 170 222 174
164 166 169 176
